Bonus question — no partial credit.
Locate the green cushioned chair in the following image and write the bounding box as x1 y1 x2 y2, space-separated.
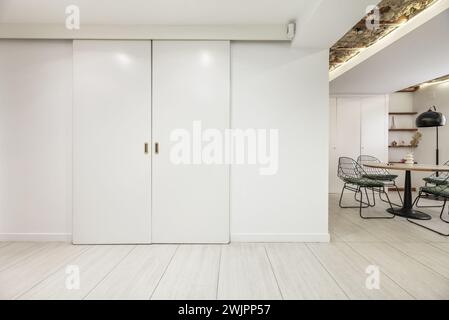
416 160 449 209
422 160 449 187
362 174 398 181
423 176 449 186
357 155 403 207
338 157 395 220
343 177 385 188
409 181 449 237
421 186 449 198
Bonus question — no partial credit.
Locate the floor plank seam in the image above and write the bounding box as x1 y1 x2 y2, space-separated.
305 243 350 300
215 245 223 300
347 241 417 299
263 245 284 300
428 242 449 253
0 243 57 274
344 241 418 299
83 245 138 300
0 242 11 249
148 244 179 300
385 242 449 282
337 212 387 243
14 245 93 300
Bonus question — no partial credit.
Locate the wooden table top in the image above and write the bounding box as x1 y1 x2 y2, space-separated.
364 163 449 172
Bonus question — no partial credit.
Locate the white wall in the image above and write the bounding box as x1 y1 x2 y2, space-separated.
413 82 449 185
0 40 72 241
389 92 414 113
231 42 329 242
0 40 330 242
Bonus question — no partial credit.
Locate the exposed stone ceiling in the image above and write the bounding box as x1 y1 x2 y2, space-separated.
330 0 440 72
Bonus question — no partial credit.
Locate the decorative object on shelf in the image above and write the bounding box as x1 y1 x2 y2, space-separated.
397 158 416 164
405 153 414 165
399 140 406 146
416 106 447 169
390 116 396 129
391 140 398 147
410 131 422 148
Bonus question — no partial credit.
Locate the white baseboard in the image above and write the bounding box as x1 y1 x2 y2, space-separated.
231 233 330 243
0 233 72 242
0 233 330 243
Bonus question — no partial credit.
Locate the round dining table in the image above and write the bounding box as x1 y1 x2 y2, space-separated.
364 163 449 220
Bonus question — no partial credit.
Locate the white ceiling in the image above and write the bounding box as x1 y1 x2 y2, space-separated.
0 0 312 25
330 9 449 94
293 0 381 49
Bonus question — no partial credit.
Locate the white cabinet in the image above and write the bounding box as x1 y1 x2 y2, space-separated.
73 40 152 244
329 96 388 194
152 41 230 244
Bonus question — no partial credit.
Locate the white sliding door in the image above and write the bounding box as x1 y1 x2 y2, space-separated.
152 41 230 243
329 96 389 193
73 40 151 244
336 98 361 160
333 98 361 193
361 96 389 162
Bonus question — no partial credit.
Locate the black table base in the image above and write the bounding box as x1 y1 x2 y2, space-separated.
387 208 431 220
389 170 431 221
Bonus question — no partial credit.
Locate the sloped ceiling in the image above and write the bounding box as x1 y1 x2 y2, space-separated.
330 9 449 94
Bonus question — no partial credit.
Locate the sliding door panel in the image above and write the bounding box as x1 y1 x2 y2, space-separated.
73 40 151 244
335 98 361 193
152 41 230 243
361 96 388 162
336 98 361 159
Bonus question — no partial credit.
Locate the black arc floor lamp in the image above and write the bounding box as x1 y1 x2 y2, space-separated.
416 106 446 170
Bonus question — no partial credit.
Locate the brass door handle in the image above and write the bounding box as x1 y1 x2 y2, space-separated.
155 142 159 154
144 142 149 154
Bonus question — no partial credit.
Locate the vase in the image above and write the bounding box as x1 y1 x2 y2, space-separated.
391 116 396 129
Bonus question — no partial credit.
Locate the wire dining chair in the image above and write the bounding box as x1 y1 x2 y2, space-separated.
409 177 449 237
357 155 403 207
338 157 395 219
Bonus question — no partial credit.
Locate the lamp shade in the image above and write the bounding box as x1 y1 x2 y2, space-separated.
416 107 446 128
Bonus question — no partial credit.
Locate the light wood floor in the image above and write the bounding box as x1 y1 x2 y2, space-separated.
1 193 449 300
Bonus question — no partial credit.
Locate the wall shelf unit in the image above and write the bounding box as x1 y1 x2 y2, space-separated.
388 94 420 193
389 112 418 115
389 145 416 148
389 128 418 132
